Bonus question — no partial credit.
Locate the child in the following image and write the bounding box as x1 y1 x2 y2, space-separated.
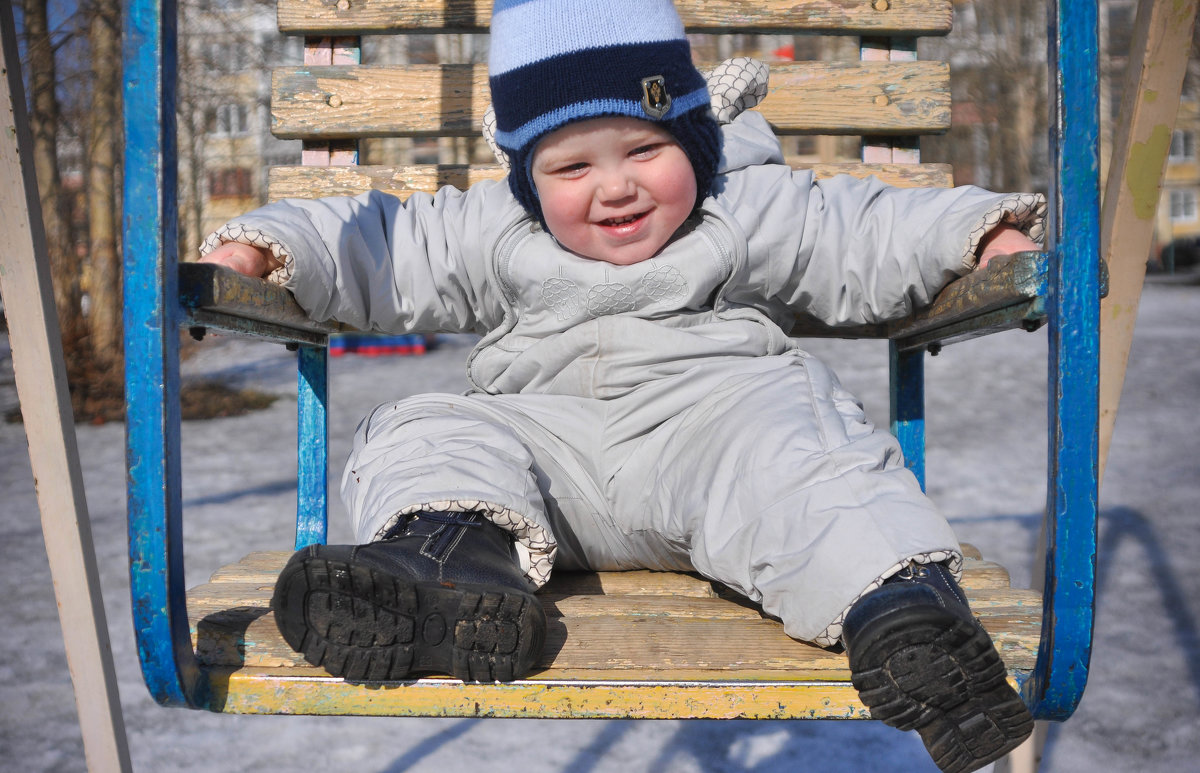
201 2 1042 770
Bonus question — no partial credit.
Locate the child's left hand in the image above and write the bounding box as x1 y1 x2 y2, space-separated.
199 241 281 278
976 224 1039 270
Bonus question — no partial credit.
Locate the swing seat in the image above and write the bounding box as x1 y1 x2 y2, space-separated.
124 0 1100 726
187 545 1041 716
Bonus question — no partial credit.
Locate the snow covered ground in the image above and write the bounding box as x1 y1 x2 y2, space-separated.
1 277 1198 772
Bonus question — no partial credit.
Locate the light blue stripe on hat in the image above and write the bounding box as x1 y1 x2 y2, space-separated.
489 0 686 76
493 86 711 151
491 0 541 10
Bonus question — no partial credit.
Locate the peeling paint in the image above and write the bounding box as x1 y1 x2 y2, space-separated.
1126 123 1172 220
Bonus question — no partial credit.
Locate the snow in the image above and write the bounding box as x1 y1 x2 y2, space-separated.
1 277 1198 772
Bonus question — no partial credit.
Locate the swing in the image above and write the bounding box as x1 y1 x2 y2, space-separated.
122 0 1099 727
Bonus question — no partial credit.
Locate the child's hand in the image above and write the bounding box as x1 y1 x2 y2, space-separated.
976 224 1039 270
199 242 282 278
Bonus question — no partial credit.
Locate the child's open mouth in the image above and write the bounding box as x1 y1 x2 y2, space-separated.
599 211 648 228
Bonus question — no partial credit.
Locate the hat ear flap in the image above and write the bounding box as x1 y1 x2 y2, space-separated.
482 104 512 171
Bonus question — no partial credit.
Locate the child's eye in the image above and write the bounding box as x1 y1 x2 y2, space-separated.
630 143 662 158
553 162 589 176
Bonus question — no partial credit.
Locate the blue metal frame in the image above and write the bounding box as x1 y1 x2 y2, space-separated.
889 344 926 490
885 0 1099 720
1023 0 1100 720
124 0 1099 719
123 0 197 707
296 345 329 549
123 0 331 707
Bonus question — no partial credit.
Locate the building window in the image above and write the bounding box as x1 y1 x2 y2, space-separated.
207 104 250 137
208 167 253 198
1107 2 1134 59
199 41 239 74
1170 190 1198 223
1170 130 1196 162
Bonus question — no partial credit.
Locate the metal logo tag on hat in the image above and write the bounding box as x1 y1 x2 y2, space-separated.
641 75 672 119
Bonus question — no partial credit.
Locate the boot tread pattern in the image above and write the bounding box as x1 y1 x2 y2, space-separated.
272 552 545 683
850 616 1034 773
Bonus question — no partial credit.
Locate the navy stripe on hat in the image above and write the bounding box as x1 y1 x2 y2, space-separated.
490 41 708 152
486 0 722 224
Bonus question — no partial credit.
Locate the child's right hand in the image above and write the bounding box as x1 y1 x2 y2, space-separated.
199 242 281 278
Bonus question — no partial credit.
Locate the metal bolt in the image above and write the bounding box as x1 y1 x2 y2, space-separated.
1022 319 1043 333
286 342 300 352
188 326 206 342
327 94 343 108
336 0 351 10
927 342 942 356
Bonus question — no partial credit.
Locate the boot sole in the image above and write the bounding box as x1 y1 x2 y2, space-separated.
848 606 1034 773
271 547 547 682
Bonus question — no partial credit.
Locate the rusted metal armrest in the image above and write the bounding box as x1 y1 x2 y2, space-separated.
790 251 1050 352
182 251 1064 352
178 261 348 346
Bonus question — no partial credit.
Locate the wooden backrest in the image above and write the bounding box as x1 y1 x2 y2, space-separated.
268 0 956 202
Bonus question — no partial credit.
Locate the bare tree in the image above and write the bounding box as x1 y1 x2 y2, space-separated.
922 0 1049 194
86 0 121 369
21 0 82 344
16 0 123 418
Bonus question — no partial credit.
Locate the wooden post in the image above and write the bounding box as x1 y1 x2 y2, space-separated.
1098 0 1200 488
999 0 1199 769
0 8 132 772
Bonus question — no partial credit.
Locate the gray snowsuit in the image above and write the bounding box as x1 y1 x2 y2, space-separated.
205 112 1044 646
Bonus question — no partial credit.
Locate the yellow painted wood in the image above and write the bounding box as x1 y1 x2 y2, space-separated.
184 545 1041 717
267 162 953 201
276 0 953 36
204 668 874 719
270 62 949 139
1097 0 1199 488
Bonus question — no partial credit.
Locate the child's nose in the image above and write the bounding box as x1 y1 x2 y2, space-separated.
598 169 636 201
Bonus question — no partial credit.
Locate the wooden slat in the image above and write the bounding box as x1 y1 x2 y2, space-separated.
271 61 949 139
207 667 874 718
188 575 1039 674
185 548 1041 718
792 161 952 188
276 0 953 36
189 582 1034 625
202 549 1008 591
266 162 953 201
268 164 506 200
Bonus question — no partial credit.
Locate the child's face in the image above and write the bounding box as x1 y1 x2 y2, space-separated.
531 116 697 266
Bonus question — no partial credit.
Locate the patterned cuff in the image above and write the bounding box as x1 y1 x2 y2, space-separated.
822 550 964 649
703 57 770 124
961 192 1047 272
199 223 295 285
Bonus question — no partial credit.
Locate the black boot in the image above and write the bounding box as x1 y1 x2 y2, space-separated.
841 562 1034 773
272 510 547 683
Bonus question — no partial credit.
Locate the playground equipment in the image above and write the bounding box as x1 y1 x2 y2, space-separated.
122 0 1099 723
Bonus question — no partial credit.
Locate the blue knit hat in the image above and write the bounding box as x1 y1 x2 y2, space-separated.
488 0 721 223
